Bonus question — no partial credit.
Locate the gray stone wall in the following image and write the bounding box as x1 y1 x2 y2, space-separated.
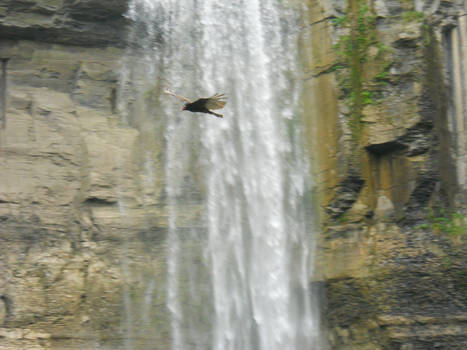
0 1 175 349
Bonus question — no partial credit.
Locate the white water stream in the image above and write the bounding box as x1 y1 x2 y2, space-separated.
119 1 320 349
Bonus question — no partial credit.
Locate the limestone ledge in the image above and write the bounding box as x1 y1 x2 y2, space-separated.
0 0 130 47
0 327 50 340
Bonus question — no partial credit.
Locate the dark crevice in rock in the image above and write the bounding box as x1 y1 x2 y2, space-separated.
402 174 439 224
110 87 117 114
0 295 12 324
366 120 434 157
393 36 420 49
83 197 117 206
0 58 7 128
365 140 407 155
326 173 365 219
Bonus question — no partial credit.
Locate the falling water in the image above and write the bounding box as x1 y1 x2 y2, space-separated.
120 0 320 349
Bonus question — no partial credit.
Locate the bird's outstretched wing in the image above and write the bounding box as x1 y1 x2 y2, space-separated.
203 93 227 110
164 89 192 103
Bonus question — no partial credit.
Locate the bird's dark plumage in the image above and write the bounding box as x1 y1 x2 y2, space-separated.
165 90 226 118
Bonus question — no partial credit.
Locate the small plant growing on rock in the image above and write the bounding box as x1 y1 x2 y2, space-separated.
402 11 425 23
428 211 466 236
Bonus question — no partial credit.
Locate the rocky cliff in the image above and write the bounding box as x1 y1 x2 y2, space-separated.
302 0 467 348
0 0 465 349
0 1 173 349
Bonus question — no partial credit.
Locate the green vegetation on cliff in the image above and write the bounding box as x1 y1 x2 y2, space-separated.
426 211 467 236
333 0 379 139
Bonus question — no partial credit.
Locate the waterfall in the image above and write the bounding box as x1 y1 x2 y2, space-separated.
119 0 320 349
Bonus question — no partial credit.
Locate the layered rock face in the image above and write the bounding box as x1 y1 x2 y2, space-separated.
0 1 174 349
302 0 467 348
0 0 128 47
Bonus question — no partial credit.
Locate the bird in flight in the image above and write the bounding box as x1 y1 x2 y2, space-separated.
164 89 227 118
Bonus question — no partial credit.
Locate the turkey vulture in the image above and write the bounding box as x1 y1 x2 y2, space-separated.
164 89 227 118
